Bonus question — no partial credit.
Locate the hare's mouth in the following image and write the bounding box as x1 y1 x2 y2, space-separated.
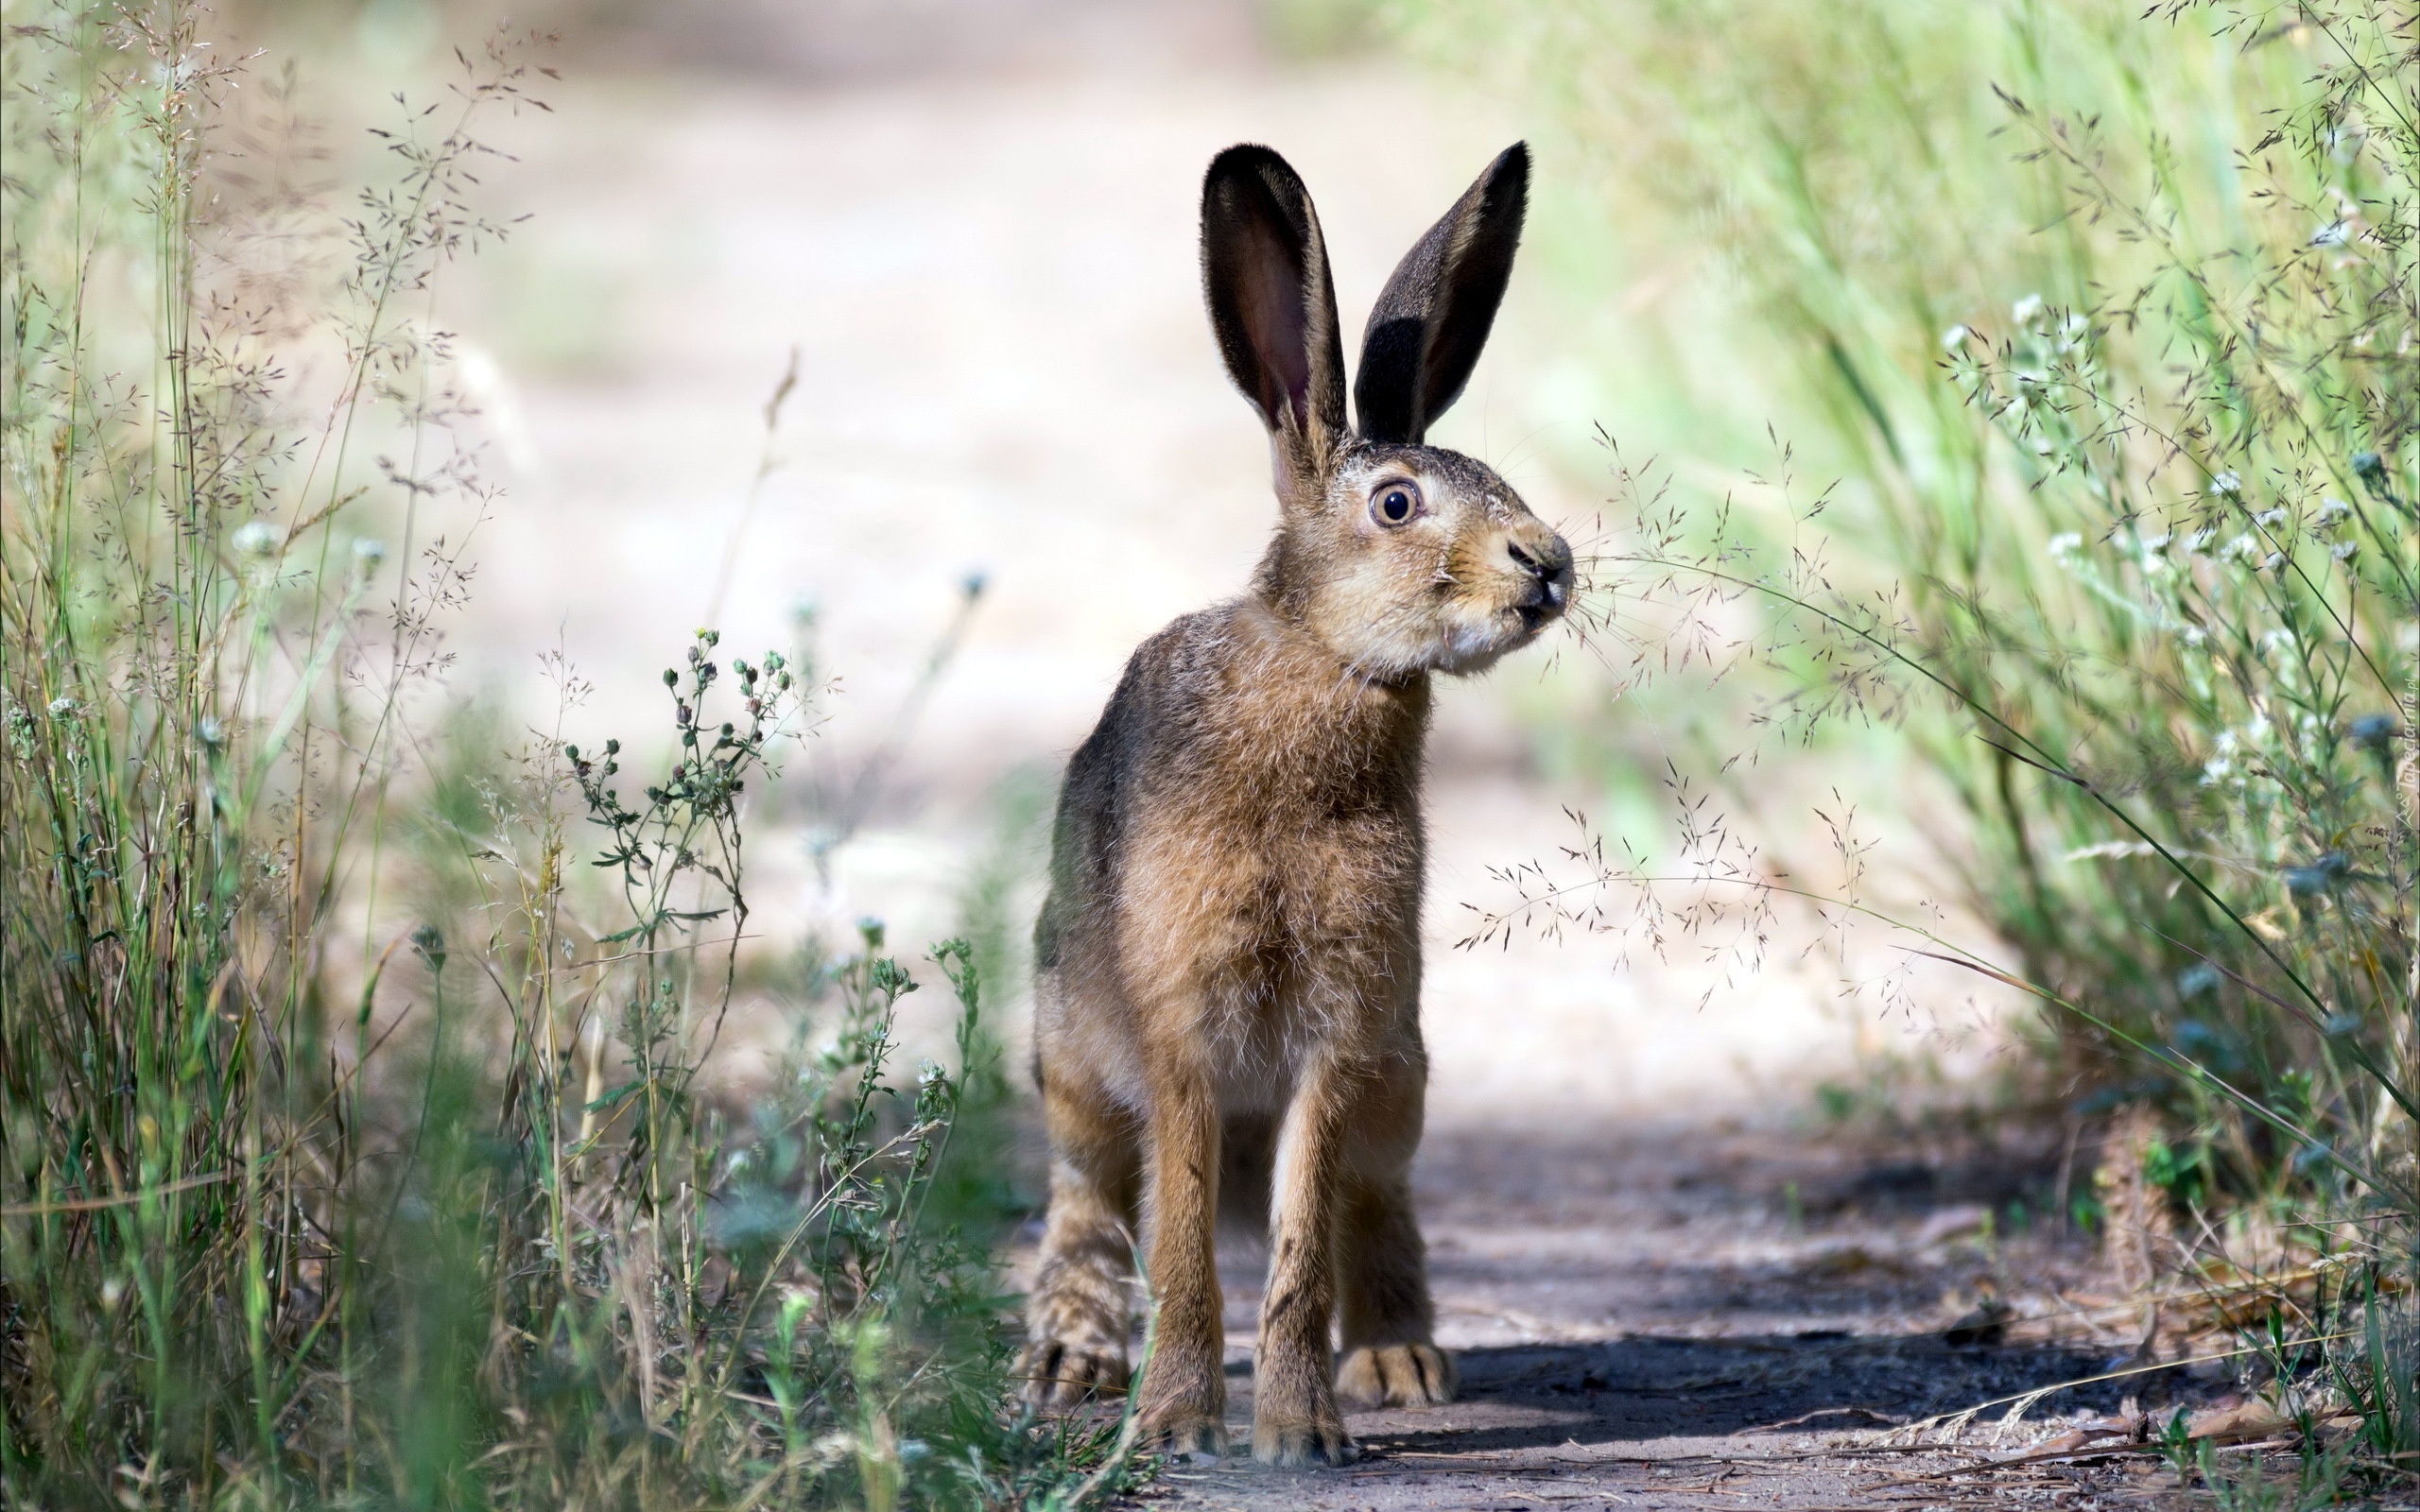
1512 589 1566 635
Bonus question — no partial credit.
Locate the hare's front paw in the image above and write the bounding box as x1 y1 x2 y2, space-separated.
1141 1409 1228 1464
1337 1343 1456 1408
1253 1410 1359 1468
1016 1337 1129 1409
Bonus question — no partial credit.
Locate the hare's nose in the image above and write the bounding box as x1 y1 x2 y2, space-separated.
1508 535 1575 606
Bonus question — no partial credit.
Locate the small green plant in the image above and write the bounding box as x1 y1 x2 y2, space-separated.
2162 1402 2201 1486
2194 1435 2361 1512
2332 1279 2420 1463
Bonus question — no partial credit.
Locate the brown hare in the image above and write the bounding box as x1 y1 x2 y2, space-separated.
1018 141 1571 1469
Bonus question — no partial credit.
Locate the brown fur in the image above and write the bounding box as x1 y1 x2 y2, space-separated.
1017 142 1566 1468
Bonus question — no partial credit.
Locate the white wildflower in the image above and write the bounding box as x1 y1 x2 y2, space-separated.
2311 220 2350 247
46 696 77 719
2332 540 2360 561
2254 507 2288 527
2209 470 2242 496
2048 531 2084 562
2012 293 2047 326
2222 534 2260 561
2140 533 2171 551
231 520 278 558
2260 551 2286 571
1942 324 1971 351
2187 528 2217 554
2316 497 2351 527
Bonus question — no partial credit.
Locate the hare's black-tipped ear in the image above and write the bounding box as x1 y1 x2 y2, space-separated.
1201 145 1347 475
1355 143 1529 445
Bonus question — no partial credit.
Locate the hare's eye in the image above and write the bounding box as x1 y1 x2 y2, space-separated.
1373 482 1421 527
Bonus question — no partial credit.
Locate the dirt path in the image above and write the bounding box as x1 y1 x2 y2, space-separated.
1020 1119 2219 1510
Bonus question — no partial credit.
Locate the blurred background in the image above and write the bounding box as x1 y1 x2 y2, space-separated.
201 0 2023 1124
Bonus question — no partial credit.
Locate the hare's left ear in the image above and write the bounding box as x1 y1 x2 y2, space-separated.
1354 143 1529 446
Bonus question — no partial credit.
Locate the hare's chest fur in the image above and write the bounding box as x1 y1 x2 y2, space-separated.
1040 601 1430 1101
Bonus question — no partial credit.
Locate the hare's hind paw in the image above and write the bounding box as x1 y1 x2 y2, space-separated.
1016 1338 1129 1409
1337 1343 1456 1408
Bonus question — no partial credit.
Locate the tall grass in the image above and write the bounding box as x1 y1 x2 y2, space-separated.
1 7 1091 1505
1420 0 2413 1195
1412 0 2413 1482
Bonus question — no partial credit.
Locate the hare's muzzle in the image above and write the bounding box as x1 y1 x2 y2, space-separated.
1506 532 1575 631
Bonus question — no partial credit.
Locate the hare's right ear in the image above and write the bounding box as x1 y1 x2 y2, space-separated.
1201 146 1348 492
1355 143 1529 446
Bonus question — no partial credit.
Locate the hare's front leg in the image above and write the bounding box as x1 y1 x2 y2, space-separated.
1336 1050 1455 1408
1019 1073 1138 1408
1253 1053 1359 1467
1134 1063 1227 1459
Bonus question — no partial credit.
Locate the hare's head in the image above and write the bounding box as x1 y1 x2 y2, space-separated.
1202 143 1571 681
